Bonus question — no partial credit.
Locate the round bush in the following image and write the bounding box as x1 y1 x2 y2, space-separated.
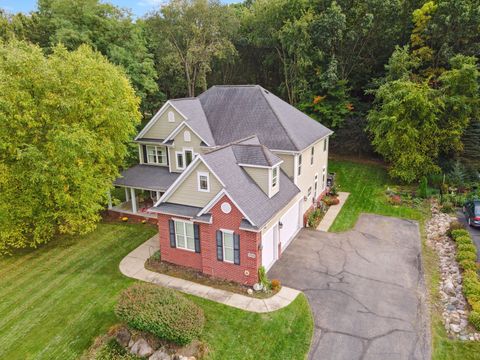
462 270 480 298
451 229 470 240
455 236 474 245
459 259 477 271
457 250 477 262
458 243 477 253
448 220 466 236
115 284 204 345
468 311 480 331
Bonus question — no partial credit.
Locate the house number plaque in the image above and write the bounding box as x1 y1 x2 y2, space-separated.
247 252 256 259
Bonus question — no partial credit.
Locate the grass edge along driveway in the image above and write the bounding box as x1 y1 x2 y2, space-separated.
0 222 313 360
329 159 480 360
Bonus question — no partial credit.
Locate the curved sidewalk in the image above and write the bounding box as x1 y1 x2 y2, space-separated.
119 235 300 313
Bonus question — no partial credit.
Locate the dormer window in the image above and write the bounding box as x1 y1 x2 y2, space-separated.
197 172 210 192
145 145 167 165
272 166 279 188
168 111 175 122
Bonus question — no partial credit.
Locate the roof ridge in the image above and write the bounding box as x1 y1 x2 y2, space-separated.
204 135 259 154
256 86 299 150
170 97 198 101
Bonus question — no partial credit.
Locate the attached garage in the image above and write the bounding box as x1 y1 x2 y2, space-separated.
279 199 302 250
261 224 278 271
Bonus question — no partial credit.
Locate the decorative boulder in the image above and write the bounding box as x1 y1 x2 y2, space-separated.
130 338 154 357
150 349 172 360
114 327 131 348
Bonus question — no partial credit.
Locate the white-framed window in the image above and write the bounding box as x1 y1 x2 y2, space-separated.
298 154 302 176
222 230 234 263
184 130 191 142
176 151 184 169
174 220 195 251
307 186 312 198
324 137 328 152
146 145 167 165
322 166 326 189
168 111 175 122
197 171 210 192
272 166 279 188
310 146 314 165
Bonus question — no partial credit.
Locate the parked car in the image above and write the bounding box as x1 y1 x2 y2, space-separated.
463 200 480 228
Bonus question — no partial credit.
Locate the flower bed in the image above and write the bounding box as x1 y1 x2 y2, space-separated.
145 252 280 299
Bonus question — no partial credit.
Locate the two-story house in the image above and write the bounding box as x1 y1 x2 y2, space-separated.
110 85 332 285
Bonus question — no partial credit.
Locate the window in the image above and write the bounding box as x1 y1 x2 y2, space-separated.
324 137 328 152
197 172 209 192
322 166 326 189
176 152 184 169
146 145 167 165
174 220 195 251
310 146 314 165
307 186 312 198
168 111 175 122
272 166 279 188
298 154 302 176
185 149 194 166
222 231 234 263
184 130 191 142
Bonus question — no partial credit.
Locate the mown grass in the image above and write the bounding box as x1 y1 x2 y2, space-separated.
0 222 312 360
329 159 480 359
329 159 426 231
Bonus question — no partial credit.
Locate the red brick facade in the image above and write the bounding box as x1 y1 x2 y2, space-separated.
158 195 261 285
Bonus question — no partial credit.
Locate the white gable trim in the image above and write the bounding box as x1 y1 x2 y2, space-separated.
163 121 212 147
135 101 188 140
197 188 256 226
237 160 283 169
154 154 225 207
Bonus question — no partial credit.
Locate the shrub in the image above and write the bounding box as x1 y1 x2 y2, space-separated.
458 243 477 253
258 266 270 289
441 201 454 213
419 176 428 198
307 208 323 228
455 235 474 245
95 338 138 360
469 311 480 331
271 279 281 291
462 271 480 298
448 220 465 236
115 284 204 345
388 195 402 205
451 229 470 239
329 185 339 196
323 196 339 206
457 250 477 262
459 259 477 271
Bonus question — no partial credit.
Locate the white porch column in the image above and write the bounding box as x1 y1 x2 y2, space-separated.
130 188 137 213
107 190 113 209
156 191 161 202
125 187 130 202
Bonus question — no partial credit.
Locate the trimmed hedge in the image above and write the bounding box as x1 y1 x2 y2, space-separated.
115 283 204 345
450 229 480 331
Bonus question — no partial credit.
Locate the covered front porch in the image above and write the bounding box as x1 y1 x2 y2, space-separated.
109 164 180 219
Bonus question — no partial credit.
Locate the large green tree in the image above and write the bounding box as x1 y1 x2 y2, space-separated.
0 41 141 254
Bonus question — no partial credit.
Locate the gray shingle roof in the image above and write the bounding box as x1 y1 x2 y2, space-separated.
170 98 216 146
231 144 282 167
202 144 300 228
114 165 179 191
197 85 332 151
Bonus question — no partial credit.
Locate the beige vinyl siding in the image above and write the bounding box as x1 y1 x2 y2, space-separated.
168 126 207 172
244 166 270 195
143 105 183 140
261 194 302 234
275 153 295 178
169 163 222 208
296 136 329 215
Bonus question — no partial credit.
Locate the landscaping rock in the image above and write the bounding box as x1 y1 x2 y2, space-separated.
149 349 171 360
114 327 131 348
253 283 263 291
130 338 154 357
426 200 480 341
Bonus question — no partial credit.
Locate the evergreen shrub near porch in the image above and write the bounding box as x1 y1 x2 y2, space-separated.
115 283 205 345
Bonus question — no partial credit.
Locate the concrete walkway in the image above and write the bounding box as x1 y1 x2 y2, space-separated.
317 192 350 231
119 235 300 313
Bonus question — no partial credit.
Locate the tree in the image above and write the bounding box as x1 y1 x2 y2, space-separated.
145 0 238 97
0 41 141 254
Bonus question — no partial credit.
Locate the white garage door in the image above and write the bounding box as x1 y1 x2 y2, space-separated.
262 225 276 271
280 199 302 249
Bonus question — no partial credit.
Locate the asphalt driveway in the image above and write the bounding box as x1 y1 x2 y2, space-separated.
456 210 480 259
269 214 430 360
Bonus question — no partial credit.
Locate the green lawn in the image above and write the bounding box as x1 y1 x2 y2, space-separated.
329 159 426 231
0 222 312 360
329 159 480 359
